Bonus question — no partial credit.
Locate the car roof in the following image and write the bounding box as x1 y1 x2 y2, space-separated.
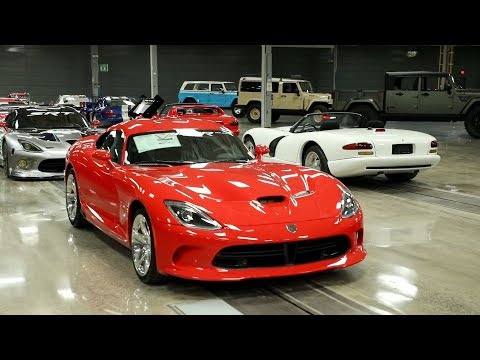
183 81 234 83
15 106 79 114
385 71 450 77
240 76 305 82
108 118 224 137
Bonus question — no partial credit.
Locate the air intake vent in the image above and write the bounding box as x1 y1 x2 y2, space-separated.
257 196 285 204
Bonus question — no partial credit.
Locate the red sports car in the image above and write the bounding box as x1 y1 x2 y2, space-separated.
155 103 240 136
65 117 365 284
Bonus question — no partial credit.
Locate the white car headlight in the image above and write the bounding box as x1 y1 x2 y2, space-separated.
165 201 222 230
18 140 43 152
340 189 360 218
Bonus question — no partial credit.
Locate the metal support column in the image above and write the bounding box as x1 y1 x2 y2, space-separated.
261 45 272 128
150 45 158 97
90 45 99 97
332 45 338 91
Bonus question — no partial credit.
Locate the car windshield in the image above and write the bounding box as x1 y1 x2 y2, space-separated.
180 107 221 115
291 112 363 133
125 130 253 165
8 109 90 130
224 83 237 91
298 81 314 92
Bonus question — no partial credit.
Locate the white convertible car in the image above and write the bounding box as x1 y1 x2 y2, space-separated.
242 112 440 181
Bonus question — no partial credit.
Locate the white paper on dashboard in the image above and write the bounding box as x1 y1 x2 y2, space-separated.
133 133 180 153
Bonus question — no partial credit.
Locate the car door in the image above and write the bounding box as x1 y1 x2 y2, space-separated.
277 82 303 110
384 76 420 114
194 83 210 104
417 75 454 114
83 129 125 225
210 83 225 106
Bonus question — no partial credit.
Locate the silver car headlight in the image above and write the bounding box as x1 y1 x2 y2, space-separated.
340 189 360 219
18 140 43 152
165 201 222 230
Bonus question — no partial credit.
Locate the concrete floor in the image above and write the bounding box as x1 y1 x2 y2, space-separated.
0 115 479 314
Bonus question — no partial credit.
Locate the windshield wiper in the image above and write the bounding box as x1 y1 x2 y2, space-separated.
57 124 84 129
131 160 196 166
18 127 39 132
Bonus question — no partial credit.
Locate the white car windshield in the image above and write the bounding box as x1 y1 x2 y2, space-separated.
291 112 364 133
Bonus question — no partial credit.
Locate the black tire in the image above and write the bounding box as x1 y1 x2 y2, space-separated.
308 104 328 114
464 107 480 138
246 103 261 123
302 144 330 173
349 104 382 127
131 208 168 284
243 135 256 155
183 97 197 104
2 142 10 178
385 171 419 182
65 169 89 228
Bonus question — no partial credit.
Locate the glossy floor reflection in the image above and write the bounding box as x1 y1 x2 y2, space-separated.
0 117 479 314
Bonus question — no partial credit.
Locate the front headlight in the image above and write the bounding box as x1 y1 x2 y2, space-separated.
165 201 222 230
340 189 360 218
18 140 43 152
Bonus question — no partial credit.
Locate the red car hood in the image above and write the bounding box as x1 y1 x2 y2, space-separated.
129 161 345 226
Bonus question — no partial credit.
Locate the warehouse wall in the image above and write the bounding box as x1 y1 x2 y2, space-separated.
336 45 440 90
452 46 480 89
0 45 91 104
155 45 260 103
98 45 150 98
3 45 480 107
272 47 334 92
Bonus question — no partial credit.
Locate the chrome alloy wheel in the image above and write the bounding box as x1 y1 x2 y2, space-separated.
131 214 152 276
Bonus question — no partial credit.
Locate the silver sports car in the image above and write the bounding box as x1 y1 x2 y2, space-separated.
0 106 101 179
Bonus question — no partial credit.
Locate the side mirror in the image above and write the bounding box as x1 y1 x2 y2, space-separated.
92 149 112 161
91 119 101 128
255 144 270 160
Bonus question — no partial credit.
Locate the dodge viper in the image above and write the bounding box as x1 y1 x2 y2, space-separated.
0 106 100 179
65 117 366 283
243 112 441 181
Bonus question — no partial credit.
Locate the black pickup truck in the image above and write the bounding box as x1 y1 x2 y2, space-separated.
333 71 480 138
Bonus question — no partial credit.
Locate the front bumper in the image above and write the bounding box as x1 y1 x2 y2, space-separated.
6 149 66 179
152 214 365 281
328 154 441 178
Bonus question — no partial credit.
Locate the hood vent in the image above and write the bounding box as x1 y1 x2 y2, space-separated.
257 196 286 204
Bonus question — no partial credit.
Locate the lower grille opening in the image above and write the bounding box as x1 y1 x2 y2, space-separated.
38 159 65 173
213 236 350 269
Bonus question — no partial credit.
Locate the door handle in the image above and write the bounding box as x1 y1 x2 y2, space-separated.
395 92 403 96
421 93 430 96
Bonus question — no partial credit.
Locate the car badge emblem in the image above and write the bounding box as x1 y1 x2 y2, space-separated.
286 224 297 233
